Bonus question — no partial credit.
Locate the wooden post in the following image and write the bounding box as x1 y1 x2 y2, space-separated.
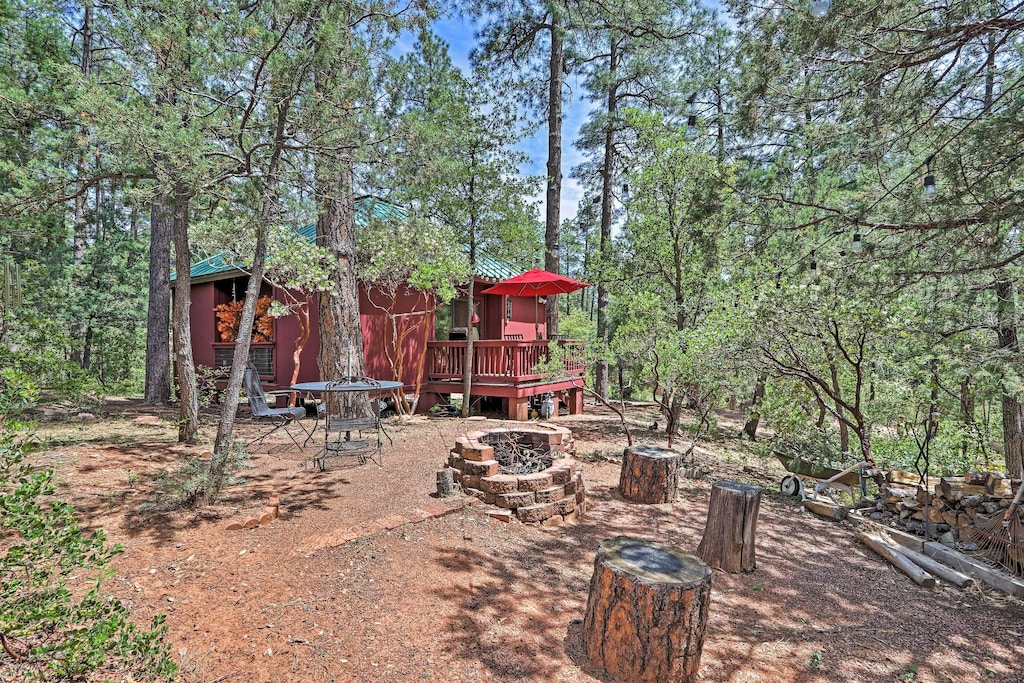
508 396 530 421
582 536 712 683
618 445 682 503
436 468 455 497
697 480 762 573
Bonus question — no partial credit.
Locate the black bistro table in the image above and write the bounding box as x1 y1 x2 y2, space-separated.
291 379 403 470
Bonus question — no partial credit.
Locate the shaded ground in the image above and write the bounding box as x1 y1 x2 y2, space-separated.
22 400 1024 682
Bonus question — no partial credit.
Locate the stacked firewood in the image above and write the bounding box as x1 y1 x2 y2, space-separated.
867 471 1021 541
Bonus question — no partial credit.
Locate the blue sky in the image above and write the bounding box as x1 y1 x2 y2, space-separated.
420 1 732 225
427 15 594 224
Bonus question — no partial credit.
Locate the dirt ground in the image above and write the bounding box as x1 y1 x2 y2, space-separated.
24 399 1024 683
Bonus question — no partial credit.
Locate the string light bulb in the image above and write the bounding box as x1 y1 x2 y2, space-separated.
810 0 831 17
852 233 863 253
923 155 936 197
685 92 698 138
622 182 629 197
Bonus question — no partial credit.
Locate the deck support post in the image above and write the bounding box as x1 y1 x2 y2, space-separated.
568 387 584 415
508 396 530 421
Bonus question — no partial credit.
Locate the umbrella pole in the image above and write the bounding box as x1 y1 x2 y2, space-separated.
535 296 540 340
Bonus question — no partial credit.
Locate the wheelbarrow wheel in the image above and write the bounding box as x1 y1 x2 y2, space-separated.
780 474 802 497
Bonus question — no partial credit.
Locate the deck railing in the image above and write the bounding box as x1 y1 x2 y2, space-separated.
427 340 585 384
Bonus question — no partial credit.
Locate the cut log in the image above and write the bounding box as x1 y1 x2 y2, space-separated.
856 531 936 588
697 481 762 573
921 542 1024 599
802 498 848 521
887 469 923 486
938 478 989 501
582 536 712 683
888 543 976 588
618 445 682 504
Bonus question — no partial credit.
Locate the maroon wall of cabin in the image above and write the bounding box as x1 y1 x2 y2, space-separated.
502 295 547 340
189 282 218 371
188 277 435 393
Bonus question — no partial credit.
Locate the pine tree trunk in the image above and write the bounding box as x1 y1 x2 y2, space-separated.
543 12 563 336
696 481 762 573
619 445 682 503
144 194 172 404
1003 397 1024 479
170 189 198 444
316 149 367 416
741 373 766 441
594 38 618 400
996 275 1023 478
582 536 712 683
460 274 476 418
70 3 93 367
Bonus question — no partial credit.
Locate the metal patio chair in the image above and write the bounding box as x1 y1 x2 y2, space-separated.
319 377 392 470
243 362 311 452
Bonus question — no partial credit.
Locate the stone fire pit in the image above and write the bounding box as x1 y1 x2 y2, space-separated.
445 424 587 524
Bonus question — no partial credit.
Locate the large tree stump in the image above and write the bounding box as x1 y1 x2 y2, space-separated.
619 445 682 503
696 480 762 573
582 536 712 683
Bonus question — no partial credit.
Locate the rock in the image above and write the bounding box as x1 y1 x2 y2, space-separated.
77 412 97 421
132 415 161 425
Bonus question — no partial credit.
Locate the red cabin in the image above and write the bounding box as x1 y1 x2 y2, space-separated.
179 197 585 420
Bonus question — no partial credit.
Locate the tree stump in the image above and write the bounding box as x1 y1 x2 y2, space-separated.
696 480 762 573
619 445 682 503
582 536 712 683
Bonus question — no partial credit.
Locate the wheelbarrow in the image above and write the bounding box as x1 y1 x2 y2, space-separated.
775 452 872 503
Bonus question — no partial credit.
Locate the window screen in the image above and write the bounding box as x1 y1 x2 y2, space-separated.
215 346 274 375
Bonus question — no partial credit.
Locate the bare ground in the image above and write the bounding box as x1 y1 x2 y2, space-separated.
21 400 1024 683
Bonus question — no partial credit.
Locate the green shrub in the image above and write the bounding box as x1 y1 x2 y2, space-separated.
152 441 250 507
0 370 176 681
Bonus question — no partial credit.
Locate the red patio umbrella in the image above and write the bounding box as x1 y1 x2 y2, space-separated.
481 269 590 338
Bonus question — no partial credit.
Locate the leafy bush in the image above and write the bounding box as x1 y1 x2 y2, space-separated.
0 370 176 681
872 420 1001 476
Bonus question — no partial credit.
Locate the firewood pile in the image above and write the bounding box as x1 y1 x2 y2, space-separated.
865 471 1022 543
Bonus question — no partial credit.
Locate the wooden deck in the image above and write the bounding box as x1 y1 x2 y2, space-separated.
422 340 586 419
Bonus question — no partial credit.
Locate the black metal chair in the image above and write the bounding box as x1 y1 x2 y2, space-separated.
243 362 310 452
504 333 524 340
319 377 392 470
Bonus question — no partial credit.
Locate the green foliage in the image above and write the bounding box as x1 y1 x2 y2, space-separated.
385 30 542 266
153 441 250 507
872 420 1001 476
0 370 176 680
356 213 471 304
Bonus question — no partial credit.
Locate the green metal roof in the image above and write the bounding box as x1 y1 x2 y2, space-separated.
472 251 520 282
180 196 521 284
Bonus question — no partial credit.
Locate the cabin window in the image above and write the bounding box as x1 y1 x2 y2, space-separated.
214 346 274 375
213 277 275 343
215 344 274 376
436 298 469 340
